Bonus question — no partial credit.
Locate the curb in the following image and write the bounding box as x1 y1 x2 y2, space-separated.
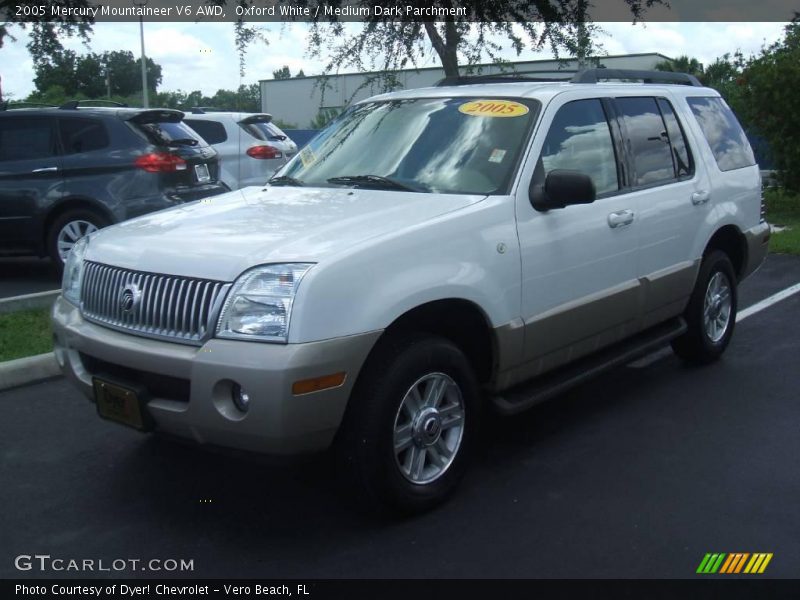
0 352 61 392
0 290 60 315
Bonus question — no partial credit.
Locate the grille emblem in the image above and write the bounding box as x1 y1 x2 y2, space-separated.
119 283 142 314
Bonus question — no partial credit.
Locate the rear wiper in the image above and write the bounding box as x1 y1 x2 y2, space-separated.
268 175 304 186
327 175 427 192
169 138 199 146
267 135 287 141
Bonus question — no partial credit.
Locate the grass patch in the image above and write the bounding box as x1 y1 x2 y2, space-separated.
764 188 800 255
0 308 53 362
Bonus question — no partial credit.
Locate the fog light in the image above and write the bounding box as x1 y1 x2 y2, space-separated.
231 384 250 413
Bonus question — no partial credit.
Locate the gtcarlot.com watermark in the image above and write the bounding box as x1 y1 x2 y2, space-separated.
14 554 194 573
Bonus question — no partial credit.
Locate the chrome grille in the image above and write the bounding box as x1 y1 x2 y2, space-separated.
80 261 230 345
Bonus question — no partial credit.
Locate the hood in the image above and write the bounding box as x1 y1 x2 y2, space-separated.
85 186 485 281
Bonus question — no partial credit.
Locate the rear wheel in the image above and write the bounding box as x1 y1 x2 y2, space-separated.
335 333 480 514
672 250 738 364
47 209 109 269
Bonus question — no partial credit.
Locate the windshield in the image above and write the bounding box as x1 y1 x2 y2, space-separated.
279 97 539 195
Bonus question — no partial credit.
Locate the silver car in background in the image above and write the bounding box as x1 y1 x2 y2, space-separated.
183 110 298 190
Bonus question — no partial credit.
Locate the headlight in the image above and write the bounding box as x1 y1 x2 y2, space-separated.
216 263 314 343
61 236 89 306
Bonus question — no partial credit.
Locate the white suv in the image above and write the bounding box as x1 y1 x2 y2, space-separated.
53 69 769 513
183 110 298 190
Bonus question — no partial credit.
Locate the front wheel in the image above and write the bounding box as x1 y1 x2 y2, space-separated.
47 209 109 269
672 250 738 365
335 334 480 514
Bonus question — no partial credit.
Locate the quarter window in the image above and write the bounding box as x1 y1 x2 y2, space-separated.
59 118 109 154
687 96 756 171
184 119 227 145
537 99 619 196
616 97 675 186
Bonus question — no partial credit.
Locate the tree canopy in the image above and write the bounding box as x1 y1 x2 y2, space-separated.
0 0 94 101
32 50 162 99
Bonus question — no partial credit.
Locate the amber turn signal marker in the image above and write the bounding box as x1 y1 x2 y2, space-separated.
292 372 346 395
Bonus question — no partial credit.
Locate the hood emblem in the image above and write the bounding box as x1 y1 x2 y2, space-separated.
119 283 142 314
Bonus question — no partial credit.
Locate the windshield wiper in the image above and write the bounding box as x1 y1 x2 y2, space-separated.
268 175 304 186
168 138 199 146
327 175 427 192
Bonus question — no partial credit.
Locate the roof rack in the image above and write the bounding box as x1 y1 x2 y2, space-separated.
59 99 129 110
571 68 703 86
436 67 703 88
436 70 576 86
0 101 59 111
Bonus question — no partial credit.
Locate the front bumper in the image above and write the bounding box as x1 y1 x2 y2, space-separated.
52 296 381 455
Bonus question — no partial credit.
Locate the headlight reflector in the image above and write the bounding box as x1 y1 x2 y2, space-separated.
61 236 89 306
216 263 313 342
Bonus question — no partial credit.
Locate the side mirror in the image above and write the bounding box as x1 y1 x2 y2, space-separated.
530 169 596 211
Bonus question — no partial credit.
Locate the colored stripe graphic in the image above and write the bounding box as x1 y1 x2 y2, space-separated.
699 552 773 574
697 553 727 573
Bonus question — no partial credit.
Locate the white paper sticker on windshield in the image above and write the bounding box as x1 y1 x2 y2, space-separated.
489 149 507 163
299 146 316 168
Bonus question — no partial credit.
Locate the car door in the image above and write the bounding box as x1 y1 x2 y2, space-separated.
0 115 62 253
613 95 709 328
514 96 641 377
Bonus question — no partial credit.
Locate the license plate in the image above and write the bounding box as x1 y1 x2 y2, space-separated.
93 378 148 430
194 163 210 183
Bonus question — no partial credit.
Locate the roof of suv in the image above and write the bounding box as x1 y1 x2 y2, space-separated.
0 105 186 120
364 68 720 105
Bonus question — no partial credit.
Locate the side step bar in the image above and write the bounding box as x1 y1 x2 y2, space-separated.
490 317 687 416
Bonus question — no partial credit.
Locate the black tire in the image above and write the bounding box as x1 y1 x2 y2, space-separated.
335 333 480 515
47 209 109 269
671 250 738 365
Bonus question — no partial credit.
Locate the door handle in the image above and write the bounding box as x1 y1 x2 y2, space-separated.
608 210 635 228
31 167 59 174
691 190 710 205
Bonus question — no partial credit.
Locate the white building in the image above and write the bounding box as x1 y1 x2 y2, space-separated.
259 53 671 128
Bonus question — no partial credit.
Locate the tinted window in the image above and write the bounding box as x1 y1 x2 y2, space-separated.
59 118 109 154
616 97 675 186
133 121 205 147
537 99 619 195
687 96 756 171
240 121 287 142
0 117 56 161
657 98 693 178
184 119 227 145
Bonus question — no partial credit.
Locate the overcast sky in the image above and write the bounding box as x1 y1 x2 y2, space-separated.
0 21 787 100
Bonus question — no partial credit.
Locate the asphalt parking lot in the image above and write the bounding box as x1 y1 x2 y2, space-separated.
0 257 59 299
1 255 799 579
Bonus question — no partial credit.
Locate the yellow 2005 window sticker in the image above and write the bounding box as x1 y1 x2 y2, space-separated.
458 99 529 118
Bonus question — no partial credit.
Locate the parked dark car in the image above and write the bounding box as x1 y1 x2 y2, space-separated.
0 101 228 267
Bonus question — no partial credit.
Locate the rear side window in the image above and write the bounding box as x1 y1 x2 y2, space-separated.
240 121 287 142
616 97 675 186
184 119 227 145
132 121 206 147
58 118 109 154
0 117 56 161
687 97 756 171
537 99 619 196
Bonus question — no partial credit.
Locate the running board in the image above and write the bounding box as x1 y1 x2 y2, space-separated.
490 317 687 416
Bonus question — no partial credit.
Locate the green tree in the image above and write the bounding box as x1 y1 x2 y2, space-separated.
735 18 800 191
303 0 663 86
31 49 162 100
273 65 292 80
654 55 704 77
1 0 93 101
